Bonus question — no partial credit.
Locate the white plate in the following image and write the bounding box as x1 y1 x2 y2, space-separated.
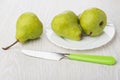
46 24 115 50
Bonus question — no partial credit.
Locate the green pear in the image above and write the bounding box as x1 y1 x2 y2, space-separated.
2 12 43 50
51 11 82 40
16 12 43 42
79 8 107 36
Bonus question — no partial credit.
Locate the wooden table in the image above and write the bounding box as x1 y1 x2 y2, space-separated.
0 0 120 80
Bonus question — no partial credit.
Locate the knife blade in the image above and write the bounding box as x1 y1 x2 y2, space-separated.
22 50 116 65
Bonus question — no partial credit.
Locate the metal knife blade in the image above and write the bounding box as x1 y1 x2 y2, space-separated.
22 50 64 60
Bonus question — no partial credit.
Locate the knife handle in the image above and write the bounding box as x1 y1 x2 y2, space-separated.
68 54 116 65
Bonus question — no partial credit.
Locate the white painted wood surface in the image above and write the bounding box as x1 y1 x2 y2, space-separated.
0 0 120 80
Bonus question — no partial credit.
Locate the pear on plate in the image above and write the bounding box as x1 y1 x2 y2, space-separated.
79 8 107 36
51 11 82 40
2 12 43 50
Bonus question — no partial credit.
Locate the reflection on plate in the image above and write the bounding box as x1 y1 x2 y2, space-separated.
46 24 115 50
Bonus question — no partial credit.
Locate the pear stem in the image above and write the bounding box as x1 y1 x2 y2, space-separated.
2 40 19 50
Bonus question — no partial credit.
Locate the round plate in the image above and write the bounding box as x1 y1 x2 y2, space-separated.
46 24 115 50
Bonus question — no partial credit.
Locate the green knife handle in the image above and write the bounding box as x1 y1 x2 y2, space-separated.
68 54 116 65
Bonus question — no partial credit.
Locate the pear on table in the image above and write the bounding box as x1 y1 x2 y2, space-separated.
51 11 82 40
79 8 107 36
2 12 43 50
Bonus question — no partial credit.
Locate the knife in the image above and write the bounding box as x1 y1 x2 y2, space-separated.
22 50 116 65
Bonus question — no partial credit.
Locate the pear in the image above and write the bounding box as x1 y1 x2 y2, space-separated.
51 11 82 40
2 12 43 50
79 8 107 36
